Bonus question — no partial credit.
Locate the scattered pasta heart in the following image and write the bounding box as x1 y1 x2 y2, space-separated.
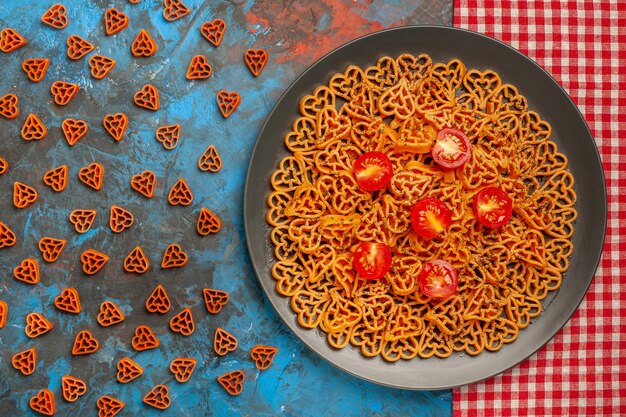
0 93 19 119
0 28 27 53
0 221 16 248
161 243 188 268
72 330 99 355
109 205 133 233
14 258 40 284
14 182 38 209
25 312 54 338
80 249 109 275
197 145 222 172
131 29 157 57
186 55 212 80
217 370 244 396
131 170 156 198
21 113 47 141
43 165 68 192
50 81 79 106
104 8 129 36
62 118 88 146
168 178 193 206
117 357 143 383
170 358 196 383
0 300 7 328
0 156 8 175
169 307 194 336
250 345 278 370
145 284 170 313
54 288 81 314
66 35 94 60
38 237 66 262
22 58 50 82
69 209 97 233
143 384 171 410
61 375 87 402
197 208 221 235
132 325 159 351
97 396 125 417
103 113 128 141
133 84 159 111
200 19 226 46
214 327 237 356
89 55 116 79
244 49 268 77
216 90 240 118
41 4 68 29
12 348 36 375
155 124 180 149
78 162 104 191
163 0 190 21
203 288 229 314
97 301 125 326
124 246 149 273
30 389 55 416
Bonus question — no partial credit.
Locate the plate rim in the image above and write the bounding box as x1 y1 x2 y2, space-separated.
243 24 607 390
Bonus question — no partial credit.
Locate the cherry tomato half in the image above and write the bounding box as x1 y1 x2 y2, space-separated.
474 186 513 228
410 198 452 240
432 128 472 169
418 260 458 298
353 242 392 280
353 151 393 192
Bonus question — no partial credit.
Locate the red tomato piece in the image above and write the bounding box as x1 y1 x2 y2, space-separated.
353 242 392 280
418 260 458 298
352 151 393 192
432 128 471 169
474 186 513 228
410 198 452 239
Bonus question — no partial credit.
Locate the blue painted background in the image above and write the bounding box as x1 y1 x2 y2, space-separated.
0 1 452 416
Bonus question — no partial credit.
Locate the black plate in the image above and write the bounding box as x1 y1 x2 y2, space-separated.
243 26 607 390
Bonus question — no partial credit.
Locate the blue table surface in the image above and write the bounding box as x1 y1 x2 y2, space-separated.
0 1 453 416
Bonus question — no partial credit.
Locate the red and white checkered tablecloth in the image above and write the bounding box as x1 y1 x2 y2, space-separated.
453 1 626 415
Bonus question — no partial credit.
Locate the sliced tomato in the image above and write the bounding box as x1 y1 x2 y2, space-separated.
410 198 452 239
353 242 392 280
432 128 471 169
353 151 393 192
474 186 513 228
418 260 458 298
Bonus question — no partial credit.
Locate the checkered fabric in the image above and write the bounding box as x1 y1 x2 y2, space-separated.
453 1 626 415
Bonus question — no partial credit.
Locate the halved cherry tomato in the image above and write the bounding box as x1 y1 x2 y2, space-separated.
410 198 452 239
432 128 471 169
474 186 513 228
418 260 458 298
353 241 392 280
353 151 393 192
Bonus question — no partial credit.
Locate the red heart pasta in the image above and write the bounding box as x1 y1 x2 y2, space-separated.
22 58 49 82
200 19 225 46
186 55 212 80
117 357 143 383
1 28 27 53
41 4 68 29
21 113 47 141
97 396 125 417
146 284 171 313
62 118 88 146
66 35 93 60
104 8 129 35
43 165 68 192
131 29 157 57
